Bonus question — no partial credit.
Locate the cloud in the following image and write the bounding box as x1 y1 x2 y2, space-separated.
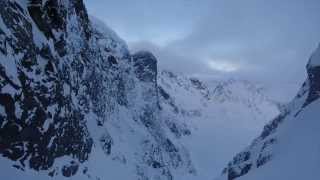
84 0 320 101
165 0 320 85
207 60 240 73
130 41 211 74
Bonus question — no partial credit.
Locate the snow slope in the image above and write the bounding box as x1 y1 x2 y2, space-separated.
216 44 320 180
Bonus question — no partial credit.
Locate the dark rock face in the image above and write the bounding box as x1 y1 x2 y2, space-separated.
133 51 158 83
260 112 288 139
304 65 320 107
132 51 160 129
0 0 93 174
62 161 79 177
227 164 252 180
190 78 207 90
159 86 170 100
28 0 66 40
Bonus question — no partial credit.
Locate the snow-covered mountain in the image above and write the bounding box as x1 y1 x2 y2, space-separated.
158 71 280 179
216 44 320 180
0 1 281 180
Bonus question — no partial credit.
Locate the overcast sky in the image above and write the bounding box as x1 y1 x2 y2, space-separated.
84 0 320 102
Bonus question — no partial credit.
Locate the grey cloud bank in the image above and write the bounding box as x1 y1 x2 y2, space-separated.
84 0 320 101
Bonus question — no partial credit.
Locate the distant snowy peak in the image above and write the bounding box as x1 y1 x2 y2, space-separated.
159 70 280 115
210 79 267 102
159 70 277 103
159 70 210 96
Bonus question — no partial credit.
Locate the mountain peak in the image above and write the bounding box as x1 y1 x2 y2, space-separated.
132 51 158 83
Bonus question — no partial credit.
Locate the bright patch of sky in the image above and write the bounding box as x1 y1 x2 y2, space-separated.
208 60 239 72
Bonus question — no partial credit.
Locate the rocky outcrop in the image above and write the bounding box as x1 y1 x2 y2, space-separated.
304 44 320 107
133 51 158 83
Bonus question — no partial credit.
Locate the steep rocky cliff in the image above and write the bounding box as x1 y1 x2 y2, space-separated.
0 1 193 179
